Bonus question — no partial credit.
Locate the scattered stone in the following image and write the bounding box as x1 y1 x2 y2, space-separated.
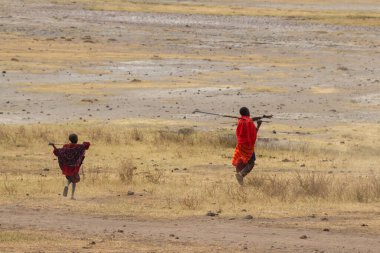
337 66 348 71
206 211 217 217
282 158 291 162
169 234 175 237
117 229 124 233
309 214 316 218
43 168 50 171
361 223 368 227
11 58 19 62
131 79 141 83
2 71 6 74
90 241 96 245
323 228 330 232
244 215 253 220
321 217 328 221
241 209 247 212
300 235 308 239
127 191 134 196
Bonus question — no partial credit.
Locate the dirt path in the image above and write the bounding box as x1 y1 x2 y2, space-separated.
1 205 379 252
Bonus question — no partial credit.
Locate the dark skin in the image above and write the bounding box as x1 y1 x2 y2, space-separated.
48 142 57 150
256 120 263 132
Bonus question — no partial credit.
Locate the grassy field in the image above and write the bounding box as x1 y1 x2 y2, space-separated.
1 122 380 221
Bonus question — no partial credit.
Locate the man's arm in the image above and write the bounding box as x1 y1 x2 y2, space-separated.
48 142 58 150
82 142 91 150
252 114 273 122
256 120 263 133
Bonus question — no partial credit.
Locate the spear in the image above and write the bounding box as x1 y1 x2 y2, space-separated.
192 109 272 122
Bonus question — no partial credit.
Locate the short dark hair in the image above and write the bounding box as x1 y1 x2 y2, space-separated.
69 133 78 144
239 107 250 116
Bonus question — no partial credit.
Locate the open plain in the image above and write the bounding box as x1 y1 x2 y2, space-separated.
1 0 380 252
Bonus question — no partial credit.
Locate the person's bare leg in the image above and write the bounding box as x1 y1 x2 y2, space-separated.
235 162 245 185
236 162 255 185
240 162 255 177
71 182 76 200
63 179 70 197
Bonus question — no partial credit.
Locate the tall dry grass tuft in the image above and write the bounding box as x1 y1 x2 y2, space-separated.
3 176 18 195
295 172 331 198
119 160 136 184
179 193 201 210
145 169 165 184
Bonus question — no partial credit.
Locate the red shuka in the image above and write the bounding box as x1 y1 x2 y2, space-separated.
53 142 90 176
231 116 257 166
236 116 257 147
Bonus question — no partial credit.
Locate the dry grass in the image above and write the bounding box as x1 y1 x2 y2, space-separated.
1 122 380 219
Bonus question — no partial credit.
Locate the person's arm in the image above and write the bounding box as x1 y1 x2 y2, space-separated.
82 142 90 150
49 142 58 150
49 142 59 156
256 120 263 133
252 115 273 122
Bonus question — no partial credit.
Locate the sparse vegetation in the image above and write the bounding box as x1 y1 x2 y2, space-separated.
1 123 380 219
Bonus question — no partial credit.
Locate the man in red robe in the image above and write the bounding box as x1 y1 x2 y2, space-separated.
50 133 90 200
232 107 262 185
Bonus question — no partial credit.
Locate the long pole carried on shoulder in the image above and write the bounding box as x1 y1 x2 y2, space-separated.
192 109 239 119
192 109 272 122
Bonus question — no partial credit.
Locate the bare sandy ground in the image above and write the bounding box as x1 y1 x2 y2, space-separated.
0 0 379 127
1 204 380 252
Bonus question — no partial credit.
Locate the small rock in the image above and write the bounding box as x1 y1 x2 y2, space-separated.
241 209 247 212
206 211 217 217
127 191 134 196
361 223 368 227
169 234 175 237
300 235 308 239
90 241 96 245
244 215 253 220
323 228 330 232
321 217 328 221
117 229 124 233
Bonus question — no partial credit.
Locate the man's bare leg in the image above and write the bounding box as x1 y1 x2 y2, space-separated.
71 182 76 200
236 162 255 185
63 179 70 197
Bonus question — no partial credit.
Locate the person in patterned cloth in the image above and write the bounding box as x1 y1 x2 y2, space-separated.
50 134 90 199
